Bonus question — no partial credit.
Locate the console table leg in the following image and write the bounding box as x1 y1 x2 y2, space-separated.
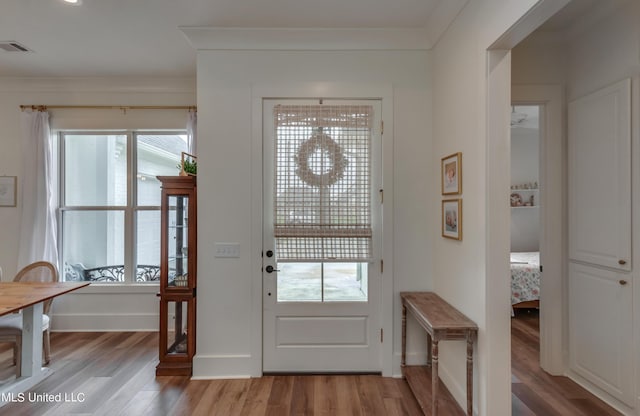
467 336 473 415
401 305 407 372
432 339 439 416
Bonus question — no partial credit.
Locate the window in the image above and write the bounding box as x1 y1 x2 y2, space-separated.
273 104 373 261
272 104 374 302
60 131 187 283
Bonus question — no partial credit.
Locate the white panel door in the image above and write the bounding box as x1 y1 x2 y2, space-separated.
568 262 634 405
568 78 631 271
567 78 634 406
262 99 382 372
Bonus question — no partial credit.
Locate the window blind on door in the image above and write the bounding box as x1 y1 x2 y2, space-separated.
273 104 373 262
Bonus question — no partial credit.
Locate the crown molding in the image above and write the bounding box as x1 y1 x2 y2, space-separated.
424 0 469 48
0 77 196 93
180 1 471 51
180 27 432 51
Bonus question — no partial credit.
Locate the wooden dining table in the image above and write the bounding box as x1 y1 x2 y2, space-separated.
0 281 89 395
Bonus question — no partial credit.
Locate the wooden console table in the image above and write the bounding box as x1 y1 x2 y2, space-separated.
401 292 478 416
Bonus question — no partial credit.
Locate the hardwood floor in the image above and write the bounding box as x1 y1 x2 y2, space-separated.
0 332 424 416
0 317 624 415
511 309 622 416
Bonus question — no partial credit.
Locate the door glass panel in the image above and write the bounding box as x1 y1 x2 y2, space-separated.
324 263 368 301
277 262 367 302
277 263 322 302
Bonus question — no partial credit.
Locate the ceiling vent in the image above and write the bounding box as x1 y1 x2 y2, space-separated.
0 41 32 52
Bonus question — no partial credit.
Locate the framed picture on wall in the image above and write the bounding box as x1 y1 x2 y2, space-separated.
441 152 462 195
0 176 17 207
442 198 462 240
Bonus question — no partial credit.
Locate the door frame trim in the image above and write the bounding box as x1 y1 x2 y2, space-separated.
250 83 395 377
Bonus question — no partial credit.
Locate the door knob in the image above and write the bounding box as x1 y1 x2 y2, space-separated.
619 280 628 286
618 259 627 265
265 265 280 273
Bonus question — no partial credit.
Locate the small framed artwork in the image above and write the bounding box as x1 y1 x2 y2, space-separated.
442 198 462 240
0 176 17 207
441 152 462 195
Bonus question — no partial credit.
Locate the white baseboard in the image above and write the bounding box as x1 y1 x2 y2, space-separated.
566 370 636 416
393 351 476 414
392 351 429 377
51 313 157 332
438 362 469 414
192 354 257 379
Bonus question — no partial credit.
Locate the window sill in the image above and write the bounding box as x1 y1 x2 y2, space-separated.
67 283 159 295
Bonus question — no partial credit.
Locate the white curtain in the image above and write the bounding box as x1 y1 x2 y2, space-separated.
187 110 197 155
18 111 58 270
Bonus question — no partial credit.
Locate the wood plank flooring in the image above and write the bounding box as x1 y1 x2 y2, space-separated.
0 332 423 416
0 313 623 415
511 309 622 416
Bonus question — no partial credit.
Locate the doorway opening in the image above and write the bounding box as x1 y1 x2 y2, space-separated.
509 104 544 399
509 104 542 316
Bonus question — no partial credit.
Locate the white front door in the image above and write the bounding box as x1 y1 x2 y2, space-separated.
262 99 382 372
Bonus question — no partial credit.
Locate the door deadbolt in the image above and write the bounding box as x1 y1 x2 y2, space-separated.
266 250 274 258
265 265 280 273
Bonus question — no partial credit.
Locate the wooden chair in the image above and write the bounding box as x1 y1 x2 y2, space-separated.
0 261 59 377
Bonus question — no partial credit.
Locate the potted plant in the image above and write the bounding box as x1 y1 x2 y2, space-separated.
179 152 197 176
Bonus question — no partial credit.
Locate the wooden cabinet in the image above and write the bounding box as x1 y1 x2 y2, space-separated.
156 176 197 376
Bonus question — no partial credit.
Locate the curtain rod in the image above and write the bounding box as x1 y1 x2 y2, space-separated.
19 105 196 112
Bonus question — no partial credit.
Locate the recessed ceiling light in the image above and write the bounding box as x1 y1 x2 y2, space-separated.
63 0 82 5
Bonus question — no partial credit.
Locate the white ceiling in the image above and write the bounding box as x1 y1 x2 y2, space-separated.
0 0 600 79
0 0 447 78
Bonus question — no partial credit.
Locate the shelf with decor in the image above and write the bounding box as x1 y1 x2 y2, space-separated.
510 188 538 208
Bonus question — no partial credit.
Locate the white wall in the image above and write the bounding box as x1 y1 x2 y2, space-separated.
512 31 568 85
431 0 556 414
0 77 196 331
566 0 640 101
191 45 432 378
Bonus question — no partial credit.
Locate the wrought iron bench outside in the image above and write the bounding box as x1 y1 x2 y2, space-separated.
64 263 160 282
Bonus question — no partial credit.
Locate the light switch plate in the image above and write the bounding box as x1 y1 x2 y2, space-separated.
214 243 240 258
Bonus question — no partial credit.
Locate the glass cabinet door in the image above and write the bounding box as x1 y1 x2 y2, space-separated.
163 300 189 356
166 195 189 288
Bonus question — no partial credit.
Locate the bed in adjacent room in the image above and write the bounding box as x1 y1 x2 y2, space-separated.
510 251 541 310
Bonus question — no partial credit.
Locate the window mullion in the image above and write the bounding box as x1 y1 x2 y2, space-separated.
124 131 135 283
